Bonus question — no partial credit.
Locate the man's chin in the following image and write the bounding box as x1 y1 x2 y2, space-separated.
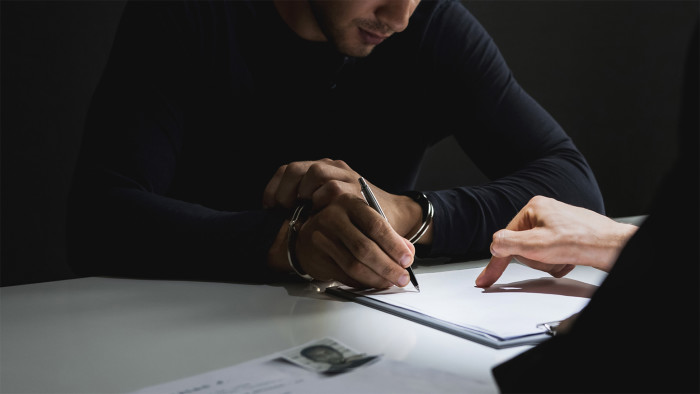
335 42 376 58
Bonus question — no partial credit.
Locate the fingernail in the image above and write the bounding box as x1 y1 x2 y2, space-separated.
399 254 413 268
398 274 410 287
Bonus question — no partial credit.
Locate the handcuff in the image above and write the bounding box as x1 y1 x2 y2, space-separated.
287 192 433 280
403 191 434 244
287 201 314 281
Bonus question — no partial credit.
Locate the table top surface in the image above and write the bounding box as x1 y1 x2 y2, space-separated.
0 253 621 393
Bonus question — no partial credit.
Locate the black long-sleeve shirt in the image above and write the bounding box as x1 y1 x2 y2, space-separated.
67 0 604 282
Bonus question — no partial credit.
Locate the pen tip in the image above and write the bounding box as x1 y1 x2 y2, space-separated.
415 285 420 292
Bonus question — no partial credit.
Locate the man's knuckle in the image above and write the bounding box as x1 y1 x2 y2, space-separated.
326 179 344 193
287 162 306 176
307 163 325 178
333 159 349 169
366 216 386 238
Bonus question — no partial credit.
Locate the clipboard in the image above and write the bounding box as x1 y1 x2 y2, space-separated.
325 286 553 349
325 264 603 349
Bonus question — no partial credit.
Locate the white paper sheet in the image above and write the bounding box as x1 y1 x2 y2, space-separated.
340 263 607 340
129 338 492 394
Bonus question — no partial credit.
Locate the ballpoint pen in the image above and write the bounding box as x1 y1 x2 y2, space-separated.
358 177 420 292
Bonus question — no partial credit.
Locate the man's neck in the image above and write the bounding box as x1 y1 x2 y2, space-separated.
273 0 327 42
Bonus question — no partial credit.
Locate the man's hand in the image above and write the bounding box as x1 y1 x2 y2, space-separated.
295 193 415 288
263 158 360 210
264 159 423 288
475 196 638 288
263 159 426 240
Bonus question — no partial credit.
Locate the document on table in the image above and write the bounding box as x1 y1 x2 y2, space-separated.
326 263 607 348
129 338 492 394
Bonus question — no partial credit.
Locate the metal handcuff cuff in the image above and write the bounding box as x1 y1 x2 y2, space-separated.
286 192 434 280
403 191 434 244
287 201 314 281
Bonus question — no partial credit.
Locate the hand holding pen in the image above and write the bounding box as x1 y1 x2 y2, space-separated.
262 159 418 289
359 177 421 292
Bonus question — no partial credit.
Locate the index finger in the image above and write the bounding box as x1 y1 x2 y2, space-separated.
339 202 414 286
354 202 415 268
475 255 512 288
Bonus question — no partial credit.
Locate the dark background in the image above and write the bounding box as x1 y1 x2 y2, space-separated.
2 1 698 287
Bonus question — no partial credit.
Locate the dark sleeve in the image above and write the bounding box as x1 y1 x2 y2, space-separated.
66 1 285 282
492 19 699 393
420 1 604 259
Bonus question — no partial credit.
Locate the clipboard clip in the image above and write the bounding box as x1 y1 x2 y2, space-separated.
537 320 562 336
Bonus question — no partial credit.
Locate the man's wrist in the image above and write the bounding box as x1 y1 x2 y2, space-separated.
401 191 434 245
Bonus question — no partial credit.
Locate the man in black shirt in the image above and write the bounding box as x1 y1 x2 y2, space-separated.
68 0 603 287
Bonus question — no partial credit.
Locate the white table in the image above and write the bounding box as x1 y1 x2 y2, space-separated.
1 255 620 394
